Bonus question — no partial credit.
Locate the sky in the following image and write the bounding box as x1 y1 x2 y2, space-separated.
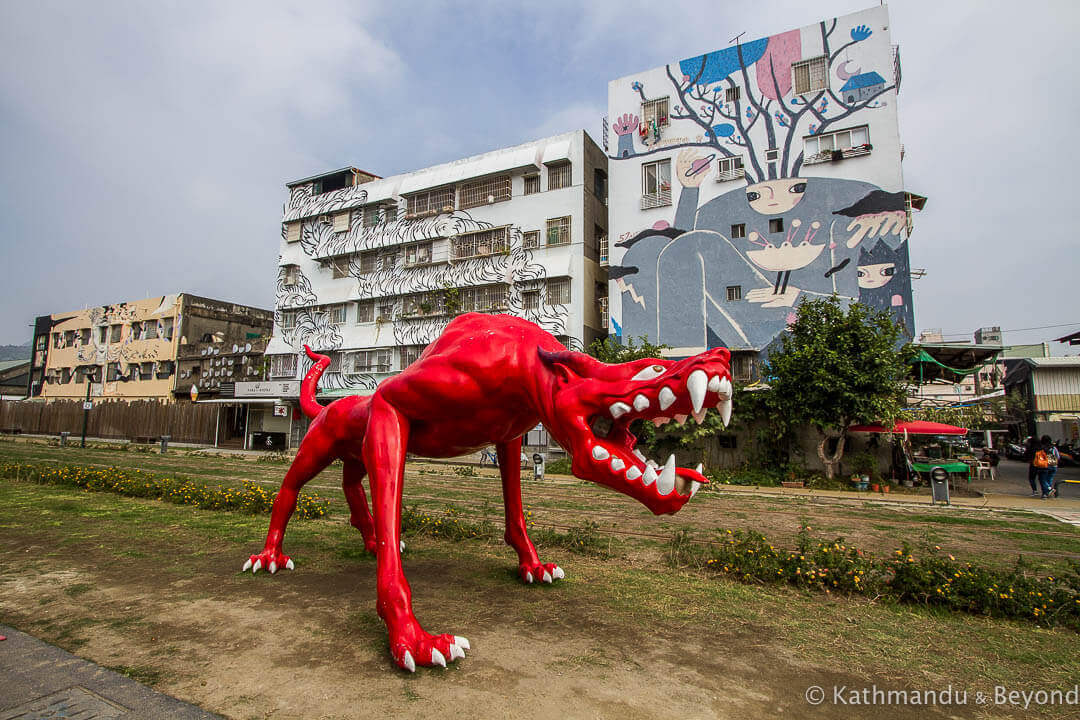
1 0 1078 352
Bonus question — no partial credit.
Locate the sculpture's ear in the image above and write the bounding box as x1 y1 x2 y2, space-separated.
537 347 607 385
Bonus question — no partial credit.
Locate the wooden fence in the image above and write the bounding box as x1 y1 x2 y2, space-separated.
0 399 220 444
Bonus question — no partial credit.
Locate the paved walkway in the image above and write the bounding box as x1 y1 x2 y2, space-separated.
0 625 219 720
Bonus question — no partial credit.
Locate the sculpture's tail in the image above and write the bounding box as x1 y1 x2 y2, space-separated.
300 345 330 419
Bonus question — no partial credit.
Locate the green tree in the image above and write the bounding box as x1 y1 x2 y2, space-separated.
763 296 911 478
586 335 669 363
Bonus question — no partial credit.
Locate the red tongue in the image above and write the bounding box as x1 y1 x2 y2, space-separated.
676 467 710 484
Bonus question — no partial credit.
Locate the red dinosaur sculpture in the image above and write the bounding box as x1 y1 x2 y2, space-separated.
244 313 733 672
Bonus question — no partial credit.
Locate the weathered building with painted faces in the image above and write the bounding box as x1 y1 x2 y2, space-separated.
605 4 924 380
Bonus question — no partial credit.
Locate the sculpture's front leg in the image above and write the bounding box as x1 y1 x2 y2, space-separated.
363 396 468 671
497 437 564 585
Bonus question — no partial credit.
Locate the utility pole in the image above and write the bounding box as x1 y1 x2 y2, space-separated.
80 370 95 447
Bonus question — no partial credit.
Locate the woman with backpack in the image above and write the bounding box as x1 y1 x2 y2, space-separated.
1033 435 1060 499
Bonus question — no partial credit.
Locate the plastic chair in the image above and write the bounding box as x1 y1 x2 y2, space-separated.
976 460 994 481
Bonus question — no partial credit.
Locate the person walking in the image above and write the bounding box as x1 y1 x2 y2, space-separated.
1035 435 1059 500
1024 435 1040 496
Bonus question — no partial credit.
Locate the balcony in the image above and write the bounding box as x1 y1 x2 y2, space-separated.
803 144 872 166
640 188 672 210
715 167 746 182
598 236 609 266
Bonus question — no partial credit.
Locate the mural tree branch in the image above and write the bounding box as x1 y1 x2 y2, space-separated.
761 296 910 478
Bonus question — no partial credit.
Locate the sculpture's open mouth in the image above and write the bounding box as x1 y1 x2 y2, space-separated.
563 356 733 515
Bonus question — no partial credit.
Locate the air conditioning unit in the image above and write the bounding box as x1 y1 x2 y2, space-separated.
318 214 332 224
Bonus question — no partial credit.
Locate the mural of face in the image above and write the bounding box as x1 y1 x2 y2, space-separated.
856 262 895 289
745 178 807 215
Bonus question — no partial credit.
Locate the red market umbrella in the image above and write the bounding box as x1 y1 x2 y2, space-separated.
847 420 968 436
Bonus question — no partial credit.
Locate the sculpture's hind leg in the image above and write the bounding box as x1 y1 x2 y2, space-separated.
497 437 564 585
363 395 465 671
342 460 377 553
244 422 335 573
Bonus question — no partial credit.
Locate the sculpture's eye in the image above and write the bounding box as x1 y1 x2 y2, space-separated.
790 182 807 194
746 191 760 202
882 266 895 277
632 364 666 381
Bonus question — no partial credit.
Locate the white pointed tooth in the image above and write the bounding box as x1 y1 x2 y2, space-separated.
658 386 676 411
400 540 406 553
252 559 262 574
718 377 732 398
431 648 446 667
625 466 642 481
720 397 732 427
674 414 688 426
695 463 703 474
242 558 252 572
269 561 277 574
402 650 416 673
592 445 610 461
690 481 702 497
552 566 565 579
647 459 658 469
542 570 553 583
657 454 677 495
692 408 707 424
642 465 658 487
609 401 631 419
610 457 626 472
632 394 650 412
285 559 295 570
652 416 670 428
687 370 708 414
449 643 464 661
707 375 722 393
632 448 647 462
524 571 534 584
454 636 470 651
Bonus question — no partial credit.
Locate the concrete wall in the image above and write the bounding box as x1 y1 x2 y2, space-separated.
605 5 914 359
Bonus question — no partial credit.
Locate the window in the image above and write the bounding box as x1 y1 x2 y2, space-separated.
144 322 158 340
356 301 375 323
280 310 297 330
401 292 445 317
769 218 784 233
793 56 828 95
60 367 72 384
380 250 398 271
545 216 571 246
63 330 75 345
162 317 174 341
324 351 342 373
404 242 433 266
270 354 298 378
285 221 301 243
523 231 540 249
345 349 392 373
804 126 870 158
107 362 123 381
731 224 746 239
110 324 123 342
330 256 352 279
641 97 669 127
97 326 107 344
75 366 97 383
362 205 381 228
79 328 91 344
321 304 347 325
131 322 144 339
52 332 61 348
377 303 395 321
641 159 672 209
405 186 455 216
726 285 742 301
524 175 540 195
332 210 351 233
156 360 175 378
459 174 511 209
593 169 607 203
458 284 509 313
400 345 425 368
452 226 509 260
282 264 299 286
359 251 378 274
765 148 779 162
522 290 540 311
139 362 154 380
546 278 571 306
717 156 744 180
725 86 740 103
547 162 571 190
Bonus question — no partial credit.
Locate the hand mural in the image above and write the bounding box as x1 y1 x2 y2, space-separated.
850 24 873 42
746 286 800 308
676 148 713 187
612 113 639 136
845 210 906 248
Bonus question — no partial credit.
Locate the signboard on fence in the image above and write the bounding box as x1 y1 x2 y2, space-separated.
273 404 289 417
234 381 300 398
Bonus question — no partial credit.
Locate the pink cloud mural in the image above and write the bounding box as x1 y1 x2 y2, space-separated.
756 30 801 101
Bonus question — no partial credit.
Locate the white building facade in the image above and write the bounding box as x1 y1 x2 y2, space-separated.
262 130 608 420
605 5 921 380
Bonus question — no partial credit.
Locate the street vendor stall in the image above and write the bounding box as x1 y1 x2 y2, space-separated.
848 420 971 487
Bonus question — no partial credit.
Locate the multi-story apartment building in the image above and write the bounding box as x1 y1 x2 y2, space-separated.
262 130 608 407
605 4 923 381
28 294 273 403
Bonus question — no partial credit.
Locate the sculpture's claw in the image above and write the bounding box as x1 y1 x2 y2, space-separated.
431 648 446 668
524 571 534 584
391 632 461 672
242 558 252 572
285 558 295 570
542 570 553 584
454 635 470 651
400 539 406 553
402 650 416 673
252 559 262 574
520 562 563 586
245 550 292 577
269 561 277 574
449 643 465 660
552 566 565 580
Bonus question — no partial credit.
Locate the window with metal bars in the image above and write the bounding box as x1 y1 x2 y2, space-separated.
793 56 828 94
547 162 571 190
641 159 671 208
359 251 378 274
405 186 455 216
459 174 511 209
523 231 540 249
458 284 509 313
524 175 540 195
725 86 740 103
452 226 509 260
283 264 299 285
270 354 298 378
522 290 539 311
279 310 297 330
400 345 426 368
331 256 353 278
546 278 571 306
545 217 570 246
285 221 301 243
726 285 742 301
717 156 744 181
730 223 746 239
404 242 433 266
320 304 347 325
641 97 669 127
401 292 445 317
345 349 392 373
356 301 374 323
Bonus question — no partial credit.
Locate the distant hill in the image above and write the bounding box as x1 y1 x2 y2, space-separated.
0 343 30 361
